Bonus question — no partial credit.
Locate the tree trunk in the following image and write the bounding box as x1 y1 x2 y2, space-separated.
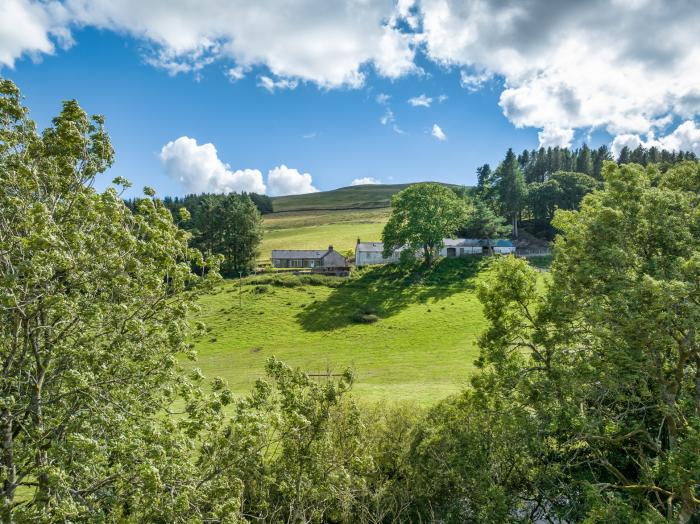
512 213 518 238
423 245 432 267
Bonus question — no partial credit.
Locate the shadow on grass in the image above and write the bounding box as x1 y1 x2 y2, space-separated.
296 257 487 331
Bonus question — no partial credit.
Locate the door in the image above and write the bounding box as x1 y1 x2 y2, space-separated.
447 247 456 257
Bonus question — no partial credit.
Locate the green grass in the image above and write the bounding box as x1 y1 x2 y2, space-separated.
193 258 488 404
260 208 390 261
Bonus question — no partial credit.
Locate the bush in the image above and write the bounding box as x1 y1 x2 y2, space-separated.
353 313 379 324
252 284 271 294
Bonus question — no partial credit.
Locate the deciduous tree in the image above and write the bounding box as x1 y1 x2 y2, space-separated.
382 183 467 266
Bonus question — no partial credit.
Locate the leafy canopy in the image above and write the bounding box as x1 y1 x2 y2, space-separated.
381 183 467 266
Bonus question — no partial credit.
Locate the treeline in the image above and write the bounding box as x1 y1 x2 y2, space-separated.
476 144 696 239
159 191 273 215
126 192 268 276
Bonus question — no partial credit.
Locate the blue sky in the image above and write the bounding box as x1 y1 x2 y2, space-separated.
2 1 699 197
4 28 540 196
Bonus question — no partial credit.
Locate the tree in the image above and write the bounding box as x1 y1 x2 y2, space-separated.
475 161 700 521
459 199 511 253
575 143 593 175
382 183 467 266
475 163 493 196
190 193 263 276
493 148 528 238
0 78 240 520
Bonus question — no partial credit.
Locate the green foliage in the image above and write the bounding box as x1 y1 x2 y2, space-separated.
459 197 511 246
493 148 528 238
470 161 700 520
0 77 237 520
528 170 600 221
190 193 263 276
382 183 468 266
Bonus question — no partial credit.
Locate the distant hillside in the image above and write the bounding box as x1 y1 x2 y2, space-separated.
271 182 459 212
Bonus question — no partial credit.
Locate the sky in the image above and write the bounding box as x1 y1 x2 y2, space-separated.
1 0 699 198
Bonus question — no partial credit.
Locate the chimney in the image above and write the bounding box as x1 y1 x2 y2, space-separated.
328 245 334 252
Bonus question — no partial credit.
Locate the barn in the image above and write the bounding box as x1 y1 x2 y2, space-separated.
271 245 347 269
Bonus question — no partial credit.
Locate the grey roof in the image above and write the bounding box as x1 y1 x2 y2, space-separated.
271 249 330 259
443 238 484 247
356 242 385 252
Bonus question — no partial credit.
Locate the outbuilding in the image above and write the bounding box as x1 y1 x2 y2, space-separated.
271 245 347 269
354 240 401 267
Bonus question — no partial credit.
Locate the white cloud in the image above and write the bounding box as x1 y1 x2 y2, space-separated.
420 0 700 145
437 94 448 103
375 93 391 105
225 65 246 82
257 75 298 93
0 0 70 67
160 136 266 194
351 177 381 186
538 126 575 148
431 124 446 141
459 70 492 92
611 120 700 157
3 0 417 88
408 94 432 107
6 0 700 151
267 165 318 196
380 108 395 126
379 108 405 135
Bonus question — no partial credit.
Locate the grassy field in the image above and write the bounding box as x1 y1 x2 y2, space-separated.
193 258 488 404
260 208 390 261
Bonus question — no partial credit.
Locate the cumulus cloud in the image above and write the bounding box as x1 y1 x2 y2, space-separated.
160 136 266 194
351 177 381 186
419 0 700 146
2 0 416 88
611 120 700 157
0 0 70 67
408 94 432 107
6 0 700 151
431 124 446 141
538 126 575 148
267 165 318 196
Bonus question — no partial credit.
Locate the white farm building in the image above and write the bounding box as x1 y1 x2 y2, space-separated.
355 238 515 267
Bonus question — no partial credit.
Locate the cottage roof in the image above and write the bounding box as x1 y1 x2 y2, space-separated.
493 239 514 247
356 242 385 252
443 238 484 247
271 249 330 259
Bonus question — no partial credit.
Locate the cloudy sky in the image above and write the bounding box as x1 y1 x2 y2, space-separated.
2 0 699 196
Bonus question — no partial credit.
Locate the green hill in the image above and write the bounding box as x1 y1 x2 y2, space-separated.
271 182 458 212
193 258 487 404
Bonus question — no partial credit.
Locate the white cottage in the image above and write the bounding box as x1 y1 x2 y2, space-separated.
354 240 401 267
355 238 515 267
438 238 516 257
